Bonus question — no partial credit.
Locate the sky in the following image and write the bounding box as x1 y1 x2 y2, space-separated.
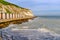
6 0 60 16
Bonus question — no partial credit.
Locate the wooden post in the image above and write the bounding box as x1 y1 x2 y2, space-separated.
0 13 1 19
1 12 3 19
10 13 12 19
5 13 7 19
17 13 18 18
13 13 14 19
14 13 16 19
19 13 21 18
16 14 18 18
12 13 13 19
16 13 17 18
17 13 19 18
3 13 5 19
18 14 20 18
7 13 9 19
9 13 10 19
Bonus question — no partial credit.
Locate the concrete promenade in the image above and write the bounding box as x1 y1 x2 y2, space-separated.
0 17 35 29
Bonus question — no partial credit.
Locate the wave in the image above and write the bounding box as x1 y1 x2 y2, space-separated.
2 27 60 40
1 17 60 40
17 28 60 40
2 21 60 40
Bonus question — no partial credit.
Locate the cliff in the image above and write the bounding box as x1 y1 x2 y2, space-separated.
0 0 34 19
0 0 35 28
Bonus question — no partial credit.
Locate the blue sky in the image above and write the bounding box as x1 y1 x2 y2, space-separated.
6 0 60 16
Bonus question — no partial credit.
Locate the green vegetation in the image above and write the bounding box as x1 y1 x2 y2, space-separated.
0 0 29 14
0 0 22 8
0 0 11 5
0 0 28 9
5 8 11 14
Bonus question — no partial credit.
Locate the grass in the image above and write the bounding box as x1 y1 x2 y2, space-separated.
0 0 23 8
0 0 29 14
5 8 12 14
0 0 29 10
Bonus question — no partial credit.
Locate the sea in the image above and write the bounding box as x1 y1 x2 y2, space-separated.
1 16 60 40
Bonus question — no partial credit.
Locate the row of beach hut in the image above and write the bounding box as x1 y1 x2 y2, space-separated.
0 13 22 19
0 8 33 20
0 10 23 19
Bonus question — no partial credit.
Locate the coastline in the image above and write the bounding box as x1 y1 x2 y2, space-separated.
0 16 35 29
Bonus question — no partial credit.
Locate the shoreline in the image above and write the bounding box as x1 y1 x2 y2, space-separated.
0 17 35 29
